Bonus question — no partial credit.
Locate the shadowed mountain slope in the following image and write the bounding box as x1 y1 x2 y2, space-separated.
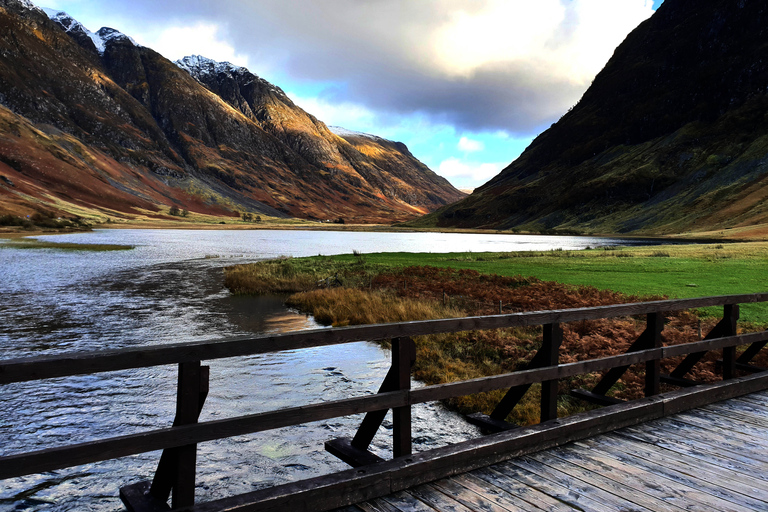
420 0 768 236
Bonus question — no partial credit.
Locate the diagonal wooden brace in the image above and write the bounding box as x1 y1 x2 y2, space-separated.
325 337 416 466
150 362 209 507
467 323 562 433
663 305 738 385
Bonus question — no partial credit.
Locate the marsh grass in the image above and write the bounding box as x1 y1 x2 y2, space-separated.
224 244 768 425
2 238 133 251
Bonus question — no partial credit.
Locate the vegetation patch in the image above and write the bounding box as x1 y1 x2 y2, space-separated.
1 238 133 251
225 245 767 425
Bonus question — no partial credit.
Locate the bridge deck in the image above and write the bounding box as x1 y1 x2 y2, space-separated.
340 391 768 512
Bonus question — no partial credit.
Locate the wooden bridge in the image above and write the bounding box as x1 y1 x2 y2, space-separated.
2 293 768 511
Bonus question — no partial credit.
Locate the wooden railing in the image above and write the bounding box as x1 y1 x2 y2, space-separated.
2 293 768 511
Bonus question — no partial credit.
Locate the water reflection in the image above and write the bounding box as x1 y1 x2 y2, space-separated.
0 229 667 510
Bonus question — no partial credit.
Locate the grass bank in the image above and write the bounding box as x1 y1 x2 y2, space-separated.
224 242 768 425
0 237 133 251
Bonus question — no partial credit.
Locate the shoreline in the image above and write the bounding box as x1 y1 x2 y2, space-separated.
0 221 749 244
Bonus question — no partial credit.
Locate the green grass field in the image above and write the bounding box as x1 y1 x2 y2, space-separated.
311 242 768 323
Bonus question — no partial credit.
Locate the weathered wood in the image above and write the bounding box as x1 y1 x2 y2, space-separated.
406 484 476 512
0 389 408 480
120 481 171 512
325 438 385 468
535 449 688 512
392 338 414 458
431 476 528 512
469 467 576 512
736 338 768 364
570 389 624 406
540 323 562 422
599 430 768 495
668 305 739 382
578 435 765 510
4 294 767 385
567 440 754 512
644 312 663 396
465 413 517 433
5 333 768 481
618 424 768 478
505 456 656 512
350 366 398 450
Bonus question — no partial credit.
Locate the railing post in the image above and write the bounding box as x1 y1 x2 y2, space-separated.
168 361 203 508
645 312 664 397
392 337 415 458
540 323 562 422
722 304 739 380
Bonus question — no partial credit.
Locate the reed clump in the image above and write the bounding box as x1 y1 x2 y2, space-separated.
286 288 463 327
224 258 320 295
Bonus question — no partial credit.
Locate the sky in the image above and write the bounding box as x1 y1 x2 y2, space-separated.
41 0 664 191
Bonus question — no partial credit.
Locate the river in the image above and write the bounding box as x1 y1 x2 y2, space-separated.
0 229 668 511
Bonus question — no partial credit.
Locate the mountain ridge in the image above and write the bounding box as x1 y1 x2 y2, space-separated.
0 0 464 223
418 0 768 236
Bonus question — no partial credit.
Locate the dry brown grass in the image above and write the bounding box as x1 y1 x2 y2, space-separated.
228 259 759 426
286 288 463 327
224 258 318 295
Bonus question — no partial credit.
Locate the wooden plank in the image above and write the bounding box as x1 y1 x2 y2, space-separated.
4 294 768 384
453 473 549 511
503 456 654 512
481 463 617 512
656 417 768 462
619 424 768 478
431 476 533 512
575 436 762 511
357 499 403 512
407 484 475 512
676 407 768 441
563 441 750 512
470 466 577 512
528 450 687 512
380 491 439 512
597 431 768 495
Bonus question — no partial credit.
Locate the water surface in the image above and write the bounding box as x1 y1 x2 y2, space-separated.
0 229 665 510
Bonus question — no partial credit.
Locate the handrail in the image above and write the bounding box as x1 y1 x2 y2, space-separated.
2 293 767 384
2 329 767 481
2 292 768 510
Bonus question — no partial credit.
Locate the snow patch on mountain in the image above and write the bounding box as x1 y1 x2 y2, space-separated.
43 8 138 54
175 55 287 96
330 126 382 141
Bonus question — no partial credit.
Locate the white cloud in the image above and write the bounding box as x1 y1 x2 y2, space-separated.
438 157 504 183
288 93 377 133
132 22 250 67
52 0 657 136
458 136 484 152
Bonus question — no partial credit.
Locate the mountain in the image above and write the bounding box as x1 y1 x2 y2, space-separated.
420 0 768 236
0 0 464 223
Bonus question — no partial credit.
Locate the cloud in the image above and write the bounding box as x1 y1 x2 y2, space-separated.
140 22 250 67
54 0 655 137
438 158 505 184
458 136 484 152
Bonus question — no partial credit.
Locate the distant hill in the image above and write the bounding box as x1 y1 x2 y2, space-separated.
418 0 768 235
0 0 464 223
